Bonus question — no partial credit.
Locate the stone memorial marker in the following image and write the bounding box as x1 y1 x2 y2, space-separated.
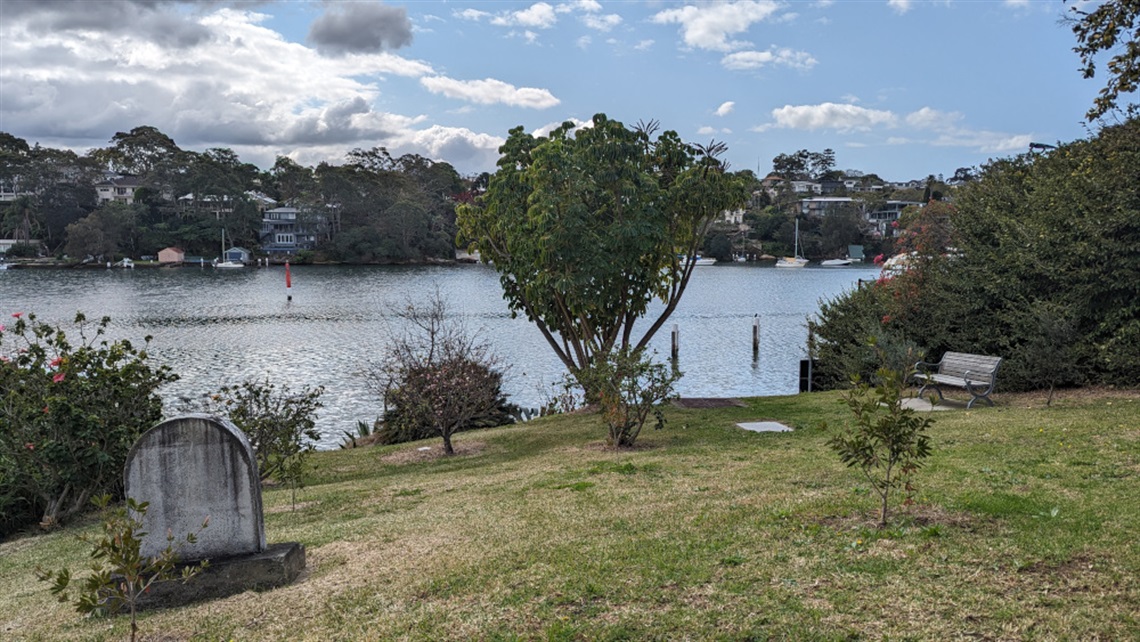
124 413 304 607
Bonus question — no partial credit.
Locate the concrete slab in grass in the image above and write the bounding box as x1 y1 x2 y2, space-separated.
737 421 793 433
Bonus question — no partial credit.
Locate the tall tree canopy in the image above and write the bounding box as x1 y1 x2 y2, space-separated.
456 114 748 383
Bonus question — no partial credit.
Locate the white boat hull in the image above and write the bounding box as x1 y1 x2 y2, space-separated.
775 257 808 268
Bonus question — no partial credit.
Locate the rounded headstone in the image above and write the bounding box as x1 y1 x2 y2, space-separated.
124 414 266 560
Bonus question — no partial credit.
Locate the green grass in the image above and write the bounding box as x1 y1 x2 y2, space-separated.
2 390 1139 640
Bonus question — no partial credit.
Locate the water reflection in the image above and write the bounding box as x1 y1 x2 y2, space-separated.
0 263 876 448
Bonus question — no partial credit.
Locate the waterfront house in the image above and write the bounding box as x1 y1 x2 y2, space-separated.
95 176 147 205
259 206 316 256
177 193 236 220
158 247 185 264
224 247 251 264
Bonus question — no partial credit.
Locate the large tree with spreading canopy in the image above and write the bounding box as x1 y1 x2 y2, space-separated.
456 114 748 387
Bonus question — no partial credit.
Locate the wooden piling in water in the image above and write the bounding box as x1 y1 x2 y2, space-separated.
752 315 760 356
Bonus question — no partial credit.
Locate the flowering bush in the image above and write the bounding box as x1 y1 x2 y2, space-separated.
0 312 176 536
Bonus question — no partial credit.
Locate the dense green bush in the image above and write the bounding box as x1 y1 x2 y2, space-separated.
3 242 39 258
0 313 176 537
379 357 516 449
810 118 1140 392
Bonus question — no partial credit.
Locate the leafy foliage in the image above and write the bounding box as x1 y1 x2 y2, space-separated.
810 117 1140 392
36 494 208 642
457 114 748 395
370 292 512 455
826 365 934 528
1067 0 1140 121
577 348 681 448
0 312 176 535
202 379 324 487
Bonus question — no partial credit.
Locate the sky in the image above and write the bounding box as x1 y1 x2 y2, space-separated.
0 0 1114 182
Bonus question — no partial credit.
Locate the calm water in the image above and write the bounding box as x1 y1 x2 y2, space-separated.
0 263 877 448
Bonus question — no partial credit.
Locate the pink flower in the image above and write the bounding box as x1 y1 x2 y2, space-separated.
0 324 5 332
52 372 65 383
0 356 9 363
11 312 22 318
50 356 63 368
882 315 892 324
25 442 35 451
873 253 885 266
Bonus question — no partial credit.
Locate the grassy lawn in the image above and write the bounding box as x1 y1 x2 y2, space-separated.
2 389 1138 641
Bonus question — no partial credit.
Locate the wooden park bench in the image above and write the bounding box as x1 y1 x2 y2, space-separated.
913 351 1002 408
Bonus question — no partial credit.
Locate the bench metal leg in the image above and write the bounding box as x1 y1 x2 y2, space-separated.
917 384 943 403
964 381 995 409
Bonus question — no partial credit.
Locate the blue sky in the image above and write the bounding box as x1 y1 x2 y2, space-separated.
0 0 1111 181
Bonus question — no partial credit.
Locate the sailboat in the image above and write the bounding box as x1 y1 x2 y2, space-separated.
775 217 808 268
215 229 244 269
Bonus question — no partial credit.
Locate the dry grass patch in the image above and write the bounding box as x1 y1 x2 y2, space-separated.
378 439 488 464
3 390 1139 640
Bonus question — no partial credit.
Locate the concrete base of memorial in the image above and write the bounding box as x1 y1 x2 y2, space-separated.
133 542 305 609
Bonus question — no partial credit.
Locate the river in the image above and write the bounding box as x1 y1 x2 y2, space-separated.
0 262 877 448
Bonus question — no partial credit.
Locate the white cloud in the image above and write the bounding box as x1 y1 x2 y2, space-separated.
533 117 594 138
715 101 735 117
491 3 558 29
888 0 912 14
697 126 732 135
560 0 602 11
0 6 520 174
722 47 817 71
583 13 622 31
397 125 505 165
577 35 592 49
931 131 1033 153
420 76 561 109
634 39 655 51
652 1 781 51
1003 0 1030 7
905 107 963 130
768 102 898 131
455 8 491 21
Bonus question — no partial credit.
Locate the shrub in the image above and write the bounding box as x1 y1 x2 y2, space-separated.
825 363 934 528
3 242 39 258
369 291 512 454
808 281 924 390
0 312 176 536
577 348 681 448
37 494 208 642
202 379 324 491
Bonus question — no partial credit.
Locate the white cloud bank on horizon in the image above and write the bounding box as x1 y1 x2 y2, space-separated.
0 5 539 173
755 102 1032 153
420 77 561 109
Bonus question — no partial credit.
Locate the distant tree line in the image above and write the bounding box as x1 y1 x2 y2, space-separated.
0 126 468 263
